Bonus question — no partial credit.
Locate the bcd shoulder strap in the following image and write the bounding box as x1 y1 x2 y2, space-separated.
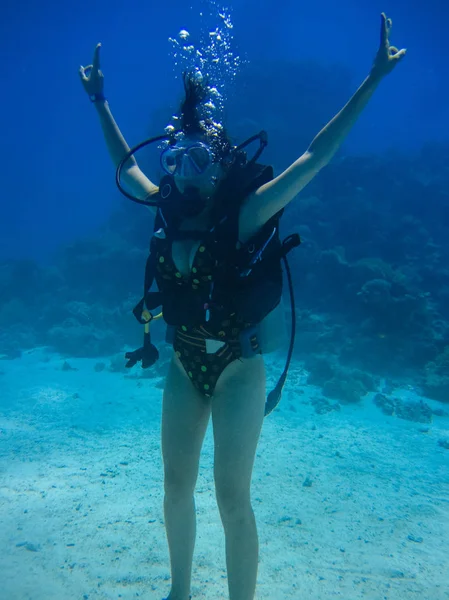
211 162 275 261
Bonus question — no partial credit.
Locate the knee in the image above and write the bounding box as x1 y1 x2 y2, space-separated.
215 481 252 523
164 464 197 497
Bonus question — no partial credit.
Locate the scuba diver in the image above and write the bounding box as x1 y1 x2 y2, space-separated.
79 13 405 600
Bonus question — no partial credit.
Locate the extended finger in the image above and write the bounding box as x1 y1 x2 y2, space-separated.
92 43 101 73
380 13 393 45
380 13 388 46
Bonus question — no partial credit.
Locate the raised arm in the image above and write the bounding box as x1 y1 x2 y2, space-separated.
240 13 406 239
79 44 159 202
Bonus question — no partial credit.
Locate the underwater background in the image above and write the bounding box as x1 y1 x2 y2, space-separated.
1 0 448 598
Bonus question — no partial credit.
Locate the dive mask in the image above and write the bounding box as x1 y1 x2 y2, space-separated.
115 130 268 208
160 141 214 178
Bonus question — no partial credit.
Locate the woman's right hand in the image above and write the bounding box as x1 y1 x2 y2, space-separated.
79 43 104 100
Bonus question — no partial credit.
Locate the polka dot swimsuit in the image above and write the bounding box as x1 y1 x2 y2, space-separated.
156 240 257 397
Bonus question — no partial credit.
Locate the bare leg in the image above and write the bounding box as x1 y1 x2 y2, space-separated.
162 354 211 600
212 355 266 600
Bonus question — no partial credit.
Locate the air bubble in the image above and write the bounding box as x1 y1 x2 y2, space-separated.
167 2 242 132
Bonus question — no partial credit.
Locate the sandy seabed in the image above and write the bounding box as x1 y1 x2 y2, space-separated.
1 348 448 600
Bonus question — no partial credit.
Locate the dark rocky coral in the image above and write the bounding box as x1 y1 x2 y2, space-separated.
310 396 341 415
423 346 449 403
46 320 119 357
322 376 367 404
373 393 433 423
373 393 395 416
304 354 336 386
305 354 376 404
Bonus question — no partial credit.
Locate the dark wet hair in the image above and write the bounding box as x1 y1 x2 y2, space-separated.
179 72 208 134
179 72 232 161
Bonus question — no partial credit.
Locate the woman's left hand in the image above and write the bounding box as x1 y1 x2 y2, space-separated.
371 13 406 79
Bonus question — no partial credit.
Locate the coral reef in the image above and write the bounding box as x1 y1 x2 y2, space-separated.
373 394 434 423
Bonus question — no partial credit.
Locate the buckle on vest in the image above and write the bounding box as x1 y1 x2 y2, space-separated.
239 325 261 358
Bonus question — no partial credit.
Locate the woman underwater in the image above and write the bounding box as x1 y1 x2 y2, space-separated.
79 13 405 600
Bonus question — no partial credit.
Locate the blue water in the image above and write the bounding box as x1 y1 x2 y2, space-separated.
1 1 448 598
1 0 447 261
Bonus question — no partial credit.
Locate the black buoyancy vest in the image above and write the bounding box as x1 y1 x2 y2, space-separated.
137 161 292 331
129 159 301 417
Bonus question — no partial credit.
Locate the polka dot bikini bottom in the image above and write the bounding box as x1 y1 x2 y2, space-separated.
173 325 243 397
